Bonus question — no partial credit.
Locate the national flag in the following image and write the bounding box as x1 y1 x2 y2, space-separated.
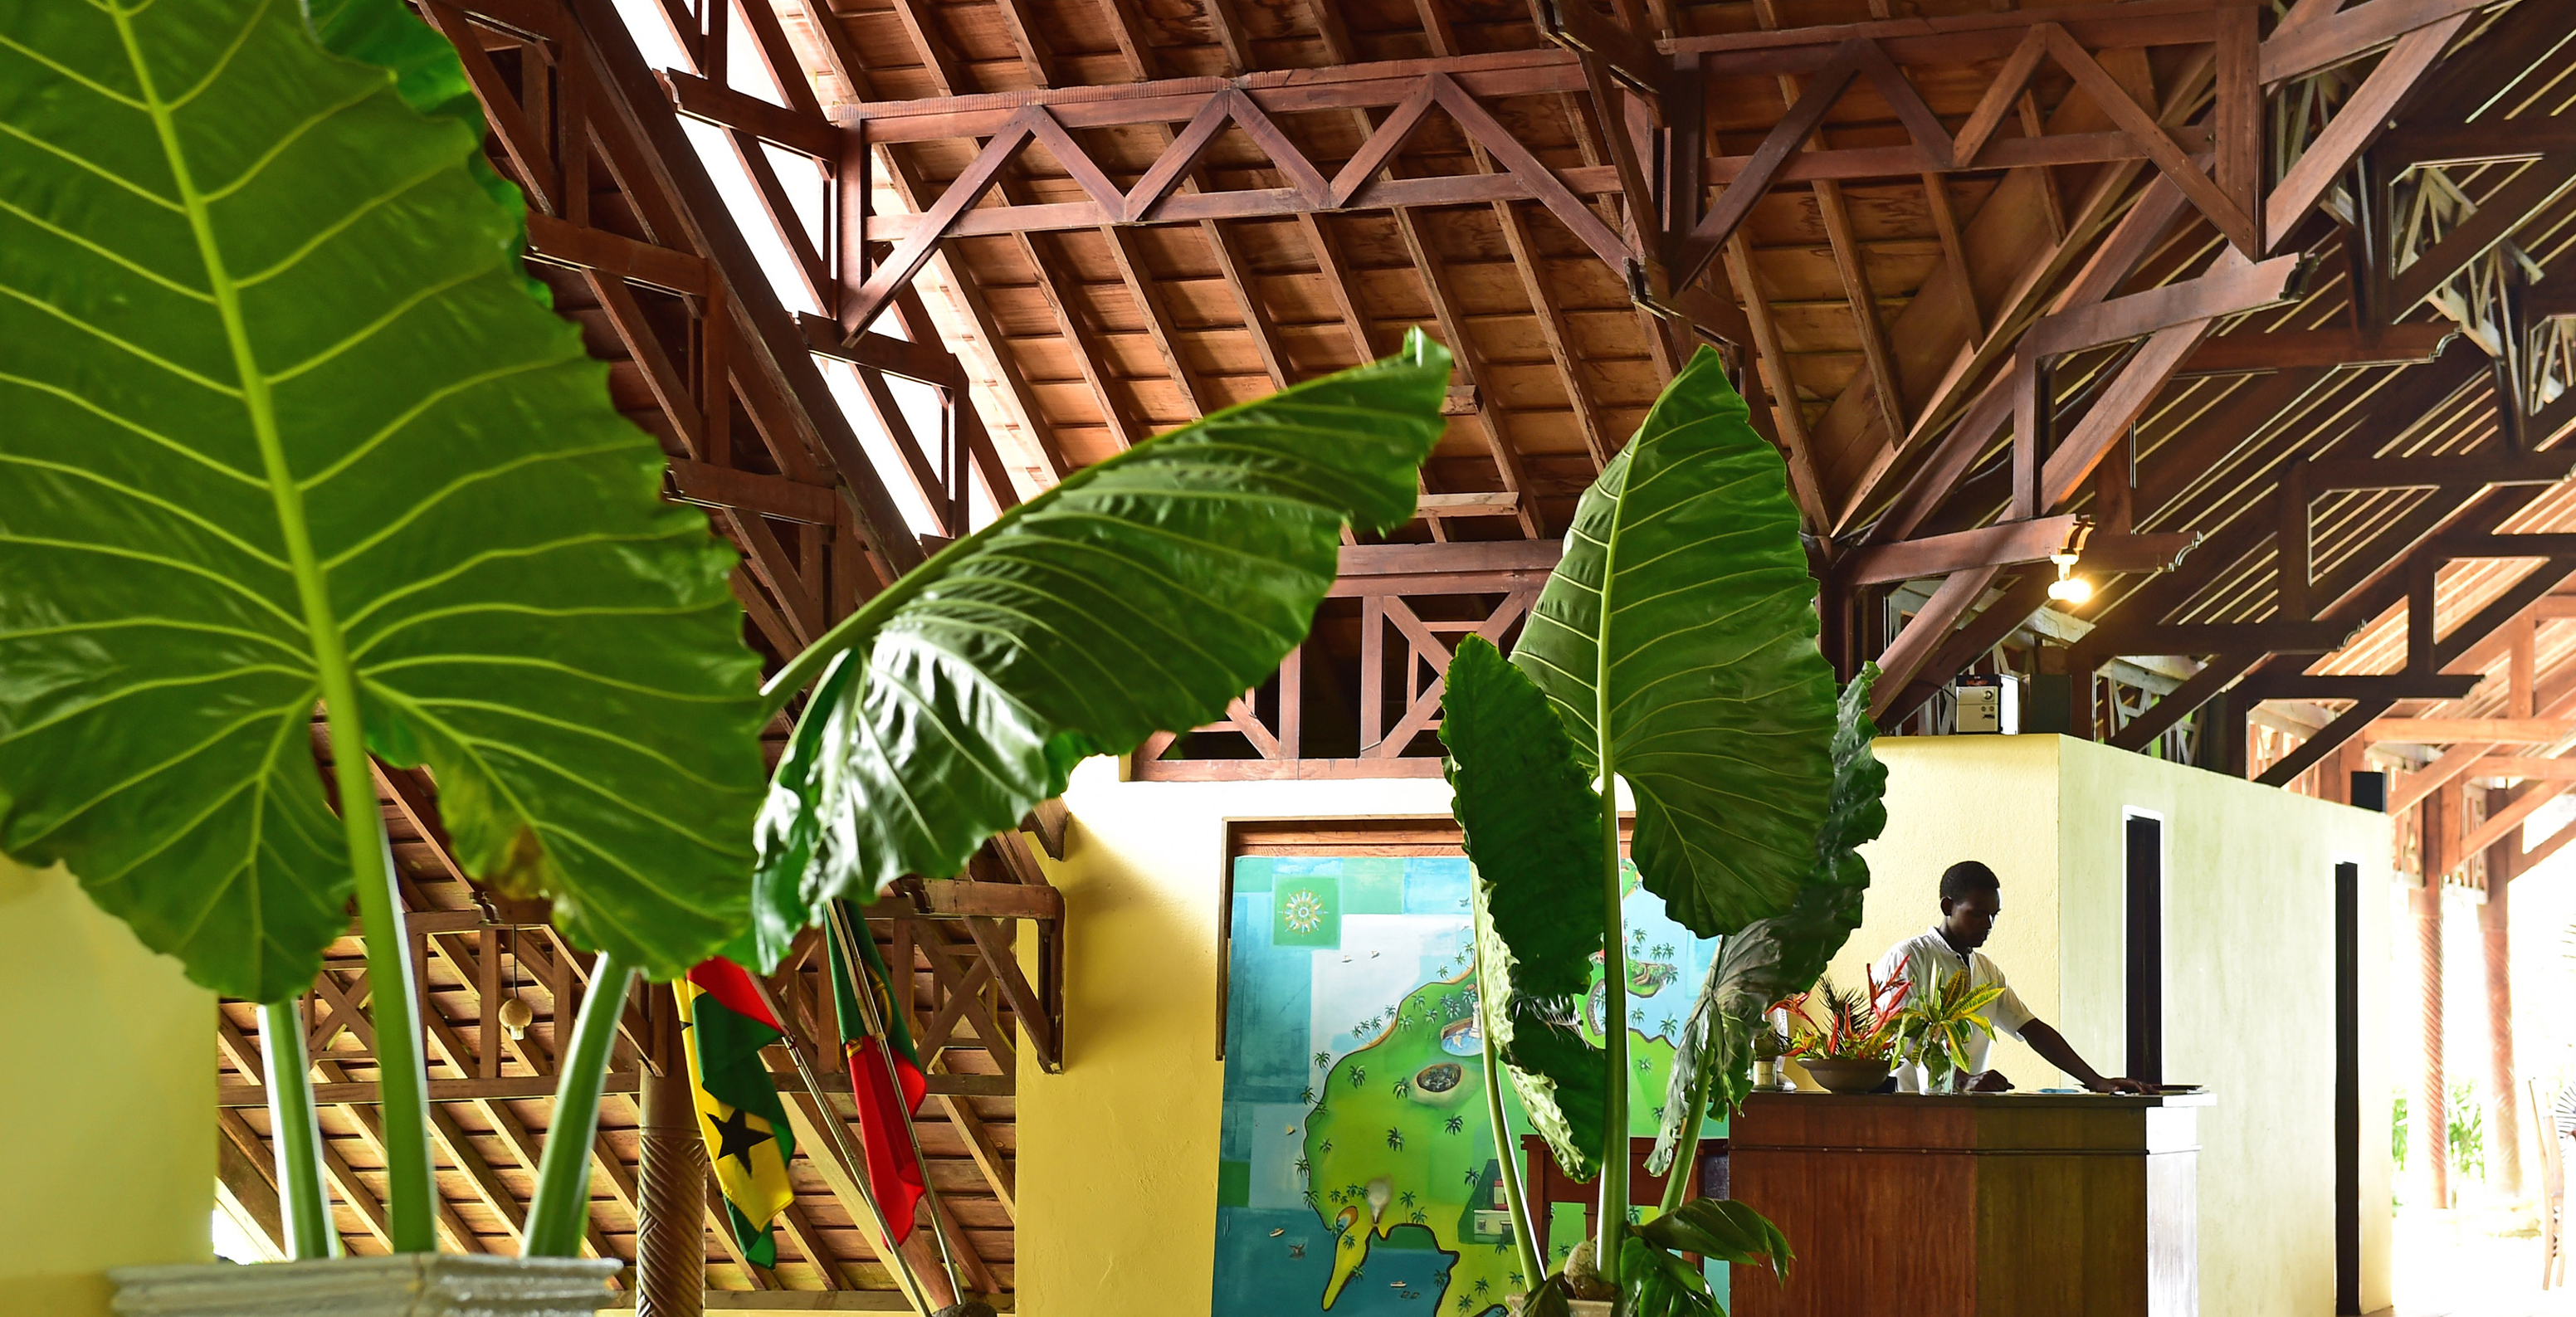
827 902 927 1243
676 958 798 1267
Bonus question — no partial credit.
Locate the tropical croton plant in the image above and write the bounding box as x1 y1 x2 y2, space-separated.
1784 971 1911 1064
1438 348 1890 1316
0 0 1450 1267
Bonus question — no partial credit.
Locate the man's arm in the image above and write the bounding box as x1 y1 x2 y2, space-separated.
2019 1021 2149 1094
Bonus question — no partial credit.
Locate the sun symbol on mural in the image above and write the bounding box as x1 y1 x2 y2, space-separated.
1282 890 1327 934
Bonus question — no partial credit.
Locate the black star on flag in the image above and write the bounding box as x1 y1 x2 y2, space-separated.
710 1105 773 1168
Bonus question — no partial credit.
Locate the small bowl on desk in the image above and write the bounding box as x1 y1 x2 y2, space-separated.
1800 1056 1895 1094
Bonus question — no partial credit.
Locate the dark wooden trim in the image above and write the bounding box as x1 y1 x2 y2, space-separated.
2334 859 2361 1315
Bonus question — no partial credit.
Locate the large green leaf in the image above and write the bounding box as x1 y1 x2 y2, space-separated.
1442 635 1603 999
1510 346 1837 939
741 334 1451 966
1638 1197 1794 1280
1443 632 1608 1180
1651 666 1886 1170
0 0 767 999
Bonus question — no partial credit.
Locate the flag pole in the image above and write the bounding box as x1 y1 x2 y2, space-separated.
827 899 974 1305
744 970 937 1317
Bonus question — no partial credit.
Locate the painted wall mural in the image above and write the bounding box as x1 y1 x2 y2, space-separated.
1214 854 1720 1317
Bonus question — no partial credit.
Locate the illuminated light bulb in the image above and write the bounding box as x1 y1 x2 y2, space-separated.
2047 551 2092 604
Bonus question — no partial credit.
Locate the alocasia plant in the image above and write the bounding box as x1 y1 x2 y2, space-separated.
0 0 766 1254
1441 345 1881 1307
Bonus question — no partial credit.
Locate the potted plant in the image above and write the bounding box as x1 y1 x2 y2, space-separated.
1891 970 2007 1095
1437 348 1890 1316
1783 971 1910 1094
2 0 1452 1307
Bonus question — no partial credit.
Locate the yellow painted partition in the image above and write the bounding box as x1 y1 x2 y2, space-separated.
0 856 214 1315
1016 759 1458 1317
1021 736 2397 1317
1827 735 2397 1316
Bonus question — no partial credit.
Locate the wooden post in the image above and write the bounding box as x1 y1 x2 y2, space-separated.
2478 798 2523 1197
2414 787 2449 1209
637 986 706 1316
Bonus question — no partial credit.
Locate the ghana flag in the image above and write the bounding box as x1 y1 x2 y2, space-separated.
676 958 798 1267
827 902 927 1243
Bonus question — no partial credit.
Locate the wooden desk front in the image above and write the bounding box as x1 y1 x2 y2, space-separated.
1726 1090 2209 1317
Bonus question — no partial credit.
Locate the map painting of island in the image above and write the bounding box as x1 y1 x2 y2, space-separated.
1215 854 1722 1317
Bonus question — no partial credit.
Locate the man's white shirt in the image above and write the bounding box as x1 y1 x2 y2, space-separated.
1870 924 2037 1091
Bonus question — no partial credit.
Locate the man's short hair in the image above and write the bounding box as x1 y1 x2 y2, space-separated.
1939 861 2002 902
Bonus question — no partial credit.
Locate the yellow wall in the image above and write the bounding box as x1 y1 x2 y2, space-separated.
1022 737 2398 1316
0 856 214 1315
1827 736 2066 1082
1827 736 2397 1316
1016 760 1457 1317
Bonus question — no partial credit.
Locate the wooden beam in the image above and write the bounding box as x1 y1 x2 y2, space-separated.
1815 178 1910 451
2474 758 2576 780
2447 779 2576 876
668 460 841 525
1841 516 2082 585
934 1093 1016 1222
2259 0 2501 84
2366 719 2576 744
2179 324 2456 373
2242 674 2486 701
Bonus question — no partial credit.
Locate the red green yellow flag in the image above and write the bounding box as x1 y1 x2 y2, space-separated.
827 903 927 1242
676 958 798 1267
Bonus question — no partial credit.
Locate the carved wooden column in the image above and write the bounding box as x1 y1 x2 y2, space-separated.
637 984 705 1316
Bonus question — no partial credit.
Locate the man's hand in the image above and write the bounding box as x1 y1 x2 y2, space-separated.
1966 1070 2015 1093
2086 1076 2151 1095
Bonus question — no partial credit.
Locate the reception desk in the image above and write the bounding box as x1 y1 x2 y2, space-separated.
1725 1090 2212 1317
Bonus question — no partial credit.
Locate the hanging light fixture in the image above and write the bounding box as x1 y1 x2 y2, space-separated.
2047 518 2095 605
2047 552 2093 604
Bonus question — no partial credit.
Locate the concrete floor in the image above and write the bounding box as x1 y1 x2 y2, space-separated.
2380 1204 2571 1317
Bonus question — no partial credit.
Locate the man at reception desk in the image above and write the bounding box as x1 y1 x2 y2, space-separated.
1873 861 2148 1095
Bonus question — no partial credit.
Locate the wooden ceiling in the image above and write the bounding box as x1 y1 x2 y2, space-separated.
213 0 2576 1307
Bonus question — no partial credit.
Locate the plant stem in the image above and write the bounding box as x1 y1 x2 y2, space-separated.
340 763 436 1250
524 954 637 1256
1473 950 1543 1285
1595 788 1629 1280
1660 1054 1712 1216
259 998 335 1259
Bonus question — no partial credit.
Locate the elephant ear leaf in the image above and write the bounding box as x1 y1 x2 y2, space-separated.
1639 1197 1795 1282
741 334 1452 967
1510 346 1837 939
1651 666 1886 1169
1442 635 1603 1000
0 1 769 998
1442 632 1609 1181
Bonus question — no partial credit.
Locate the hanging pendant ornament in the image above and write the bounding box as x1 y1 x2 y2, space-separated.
495 925 533 1039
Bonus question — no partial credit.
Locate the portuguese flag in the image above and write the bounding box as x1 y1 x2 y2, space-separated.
675 958 798 1267
827 902 927 1243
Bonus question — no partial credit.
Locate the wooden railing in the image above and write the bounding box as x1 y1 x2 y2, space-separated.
1135 541 1561 780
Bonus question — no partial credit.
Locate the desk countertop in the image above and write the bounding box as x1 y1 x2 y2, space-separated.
1743 1088 2217 1110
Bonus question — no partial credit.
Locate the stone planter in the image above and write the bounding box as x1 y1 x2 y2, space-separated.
110 1256 621 1317
1506 1296 1613 1315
